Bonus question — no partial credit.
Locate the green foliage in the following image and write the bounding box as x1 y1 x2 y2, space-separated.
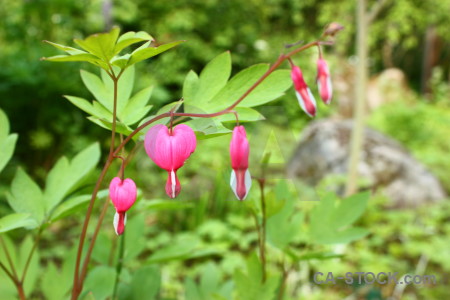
3 143 101 231
183 51 291 137
0 109 18 174
234 254 280 300
369 99 450 191
309 191 370 244
43 27 181 73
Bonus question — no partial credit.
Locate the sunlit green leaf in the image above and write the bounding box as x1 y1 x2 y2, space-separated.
0 109 18 174
7 168 44 224
87 117 134 136
114 31 154 55
130 265 160 300
81 266 116 300
128 40 184 66
0 213 37 233
74 27 120 61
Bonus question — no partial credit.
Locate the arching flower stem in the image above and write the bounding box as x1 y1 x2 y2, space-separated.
71 38 333 300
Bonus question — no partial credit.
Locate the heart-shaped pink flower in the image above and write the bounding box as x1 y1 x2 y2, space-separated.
144 124 196 198
316 58 332 105
229 126 251 200
109 177 137 235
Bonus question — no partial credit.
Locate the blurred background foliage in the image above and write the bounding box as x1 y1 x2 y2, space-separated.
1 0 450 299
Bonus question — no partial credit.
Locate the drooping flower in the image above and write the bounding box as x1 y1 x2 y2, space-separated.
316 58 332 104
291 64 317 117
144 124 196 198
109 177 137 235
229 125 251 200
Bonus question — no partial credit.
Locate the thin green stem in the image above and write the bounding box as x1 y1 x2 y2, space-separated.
258 179 267 283
111 232 126 300
20 228 43 283
0 236 18 279
0 261 17 283
109 76 119 156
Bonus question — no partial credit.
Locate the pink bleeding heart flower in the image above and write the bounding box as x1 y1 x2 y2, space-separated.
316 58 332 104
144 124 196 198
109 177 137 235
229 125 251 200
291 64 317 117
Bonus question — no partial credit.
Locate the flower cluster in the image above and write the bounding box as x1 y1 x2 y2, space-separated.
290 56 332 117
107 47 335 235
109 123 252 234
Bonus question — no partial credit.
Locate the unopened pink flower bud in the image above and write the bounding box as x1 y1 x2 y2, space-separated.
229 126 251 200
109 177 137 235
291 65 317 117
316 58 332 104
144 124 196 198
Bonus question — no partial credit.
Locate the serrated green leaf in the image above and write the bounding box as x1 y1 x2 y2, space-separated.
81 266 116 300
111 54 131 69
87 117 134 136
50 190 108 222
239 69 291 107
206 64 269 111
42 53 109 70
182 70 199 103
0 109 17 174
130 265 160 300
7 168 45 224
0 134 18 174
117 77 152 125
193 51 231 105
114 31 154 55
80 70 111 110
41 263 69 300
74 27 120 61
43 40 87 55
128 40 184 66
331 191 371 229
44 143 100 212
0 213 36 233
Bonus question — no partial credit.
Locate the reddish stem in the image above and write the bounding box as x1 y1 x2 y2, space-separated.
70 38 328 299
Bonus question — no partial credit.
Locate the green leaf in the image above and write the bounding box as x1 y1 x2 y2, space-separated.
81 266 116 300
206 64 269 111
100 66 135 114
130 265 160 300
215 107 265 123
0 109 18 174
234 254 279 300
44 143 101 213
193 51 231 105
147 236 200 264
238 69 291 107
41 263 70 300
118 86 153 126
114 31 154 55
128 40 184 66
87 116 134 136
0 213 37 233
74 27 120 61
7 168 45 224
182 70 199 104
184 118 231 139
42 54 109 70
331 191 371 229
80 70 112 111
309 192 369 244
141 199 193 211
43 40 87 55
50 190 108 222
111 54 131 69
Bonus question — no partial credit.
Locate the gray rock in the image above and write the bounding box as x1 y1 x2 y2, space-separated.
287 119 446 208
